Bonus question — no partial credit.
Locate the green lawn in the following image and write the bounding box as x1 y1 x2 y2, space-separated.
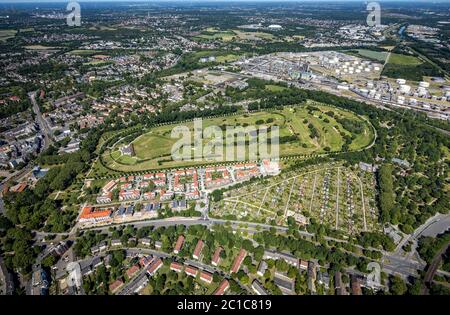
347 49 389 62
265 85 288 92
387 53 423 65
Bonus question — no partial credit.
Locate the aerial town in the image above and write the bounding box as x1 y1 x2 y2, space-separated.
0 0 449 301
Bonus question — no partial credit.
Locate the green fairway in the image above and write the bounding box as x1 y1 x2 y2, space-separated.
101 103 374 172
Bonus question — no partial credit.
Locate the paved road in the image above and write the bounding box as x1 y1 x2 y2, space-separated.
29 91 53 151
418 214 450 238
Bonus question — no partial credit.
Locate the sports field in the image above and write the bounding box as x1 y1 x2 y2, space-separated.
100 103 374 172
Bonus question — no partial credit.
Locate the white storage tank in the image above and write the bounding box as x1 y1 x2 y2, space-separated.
418 87 428 97
399 84 411 94
419 81 430 88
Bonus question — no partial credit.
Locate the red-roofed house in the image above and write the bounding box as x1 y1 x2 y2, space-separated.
192 240 204 260
126 264 140 279
146 258 163 276
214 279 230 295
79 206 112 224
170 262 183 273
200 271 213 284
173 235 185 254
102 180 117 193
211 247 223 267
109 279 124 293
119 189 140 201
230 249 247 273
185 265 198 277
143 173 154 180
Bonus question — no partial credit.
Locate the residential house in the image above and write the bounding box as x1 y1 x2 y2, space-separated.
173 235 185 254
230 249 247 274
192 240 204 260
211 247 223 267
214 280 230 295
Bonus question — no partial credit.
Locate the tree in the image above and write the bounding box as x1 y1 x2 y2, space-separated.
389 275 407 295
42 255 57 268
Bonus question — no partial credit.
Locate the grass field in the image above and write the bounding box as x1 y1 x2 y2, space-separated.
265 84 288 92
101 103 374 172
387 53 423 65
347 49 389 62
0 29 17 42
195 29 275 42
216 54 241 63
